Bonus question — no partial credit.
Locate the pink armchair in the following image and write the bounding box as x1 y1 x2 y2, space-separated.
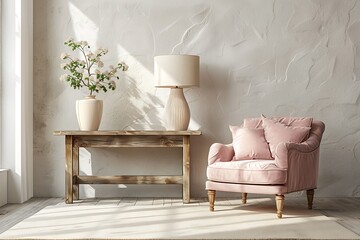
206 118 325 218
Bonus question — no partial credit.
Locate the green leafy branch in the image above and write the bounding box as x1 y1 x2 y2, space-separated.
60 38 128 96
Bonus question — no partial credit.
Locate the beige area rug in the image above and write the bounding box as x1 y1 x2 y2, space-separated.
1 199 359 240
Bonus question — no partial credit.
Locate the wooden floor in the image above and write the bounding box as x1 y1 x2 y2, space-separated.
0 197 359 237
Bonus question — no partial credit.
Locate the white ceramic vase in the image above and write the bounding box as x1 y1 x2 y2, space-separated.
76 95 103 131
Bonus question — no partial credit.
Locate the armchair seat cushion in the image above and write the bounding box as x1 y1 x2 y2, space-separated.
207 160 287 185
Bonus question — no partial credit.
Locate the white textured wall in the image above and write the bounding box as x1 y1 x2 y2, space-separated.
34 0 360 198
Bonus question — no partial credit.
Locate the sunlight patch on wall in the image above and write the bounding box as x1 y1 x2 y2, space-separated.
115 51 165 130
68 2 98 44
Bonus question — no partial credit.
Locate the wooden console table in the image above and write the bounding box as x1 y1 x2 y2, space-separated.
54 130 201 204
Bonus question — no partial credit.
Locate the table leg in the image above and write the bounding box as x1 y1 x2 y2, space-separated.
183 136 190 203
72 144 79 200
65 136 73 204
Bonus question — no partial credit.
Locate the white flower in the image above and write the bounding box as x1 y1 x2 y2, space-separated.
96 57 100 62
60 74 68 81
118 62 128 71
60 53 69 59
60 63 67 69
89 76 95 82
95 69 100 74
86 52 95 59
109 65 114 69
80 60 86 66
78 68 84 73
66 37 73 42
97 61 104 68
96 83 102 90
96 47 108 55
109 80 116 89
81 41 88 46
95 49 102 55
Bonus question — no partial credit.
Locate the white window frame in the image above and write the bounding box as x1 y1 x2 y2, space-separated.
1 0 33 203
0 0 2 169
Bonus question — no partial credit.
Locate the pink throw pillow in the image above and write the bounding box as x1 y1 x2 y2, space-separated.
229 126 273 160
261 117 311 157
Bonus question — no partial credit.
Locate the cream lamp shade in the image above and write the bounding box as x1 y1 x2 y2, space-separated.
154 55 200 131
154 55 199 88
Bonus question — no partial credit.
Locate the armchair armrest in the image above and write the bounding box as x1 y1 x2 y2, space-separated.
274 120 325 169
274 141 319 169
208 143 234 165
275 140 322 192
273 121 325 192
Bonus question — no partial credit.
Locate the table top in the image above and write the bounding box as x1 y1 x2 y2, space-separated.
53 130 202 136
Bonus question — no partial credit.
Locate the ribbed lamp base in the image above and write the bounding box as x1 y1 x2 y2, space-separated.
164 88 190 131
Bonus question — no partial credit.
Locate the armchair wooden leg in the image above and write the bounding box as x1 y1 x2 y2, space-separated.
208 190 216 211
276 195 284 219
242 193 247 204
307 189 314 209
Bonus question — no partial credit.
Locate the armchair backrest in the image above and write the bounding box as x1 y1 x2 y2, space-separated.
242 117 325 144
243 117 313 129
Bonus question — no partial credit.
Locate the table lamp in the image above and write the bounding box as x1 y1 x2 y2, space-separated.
154 55 200 131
